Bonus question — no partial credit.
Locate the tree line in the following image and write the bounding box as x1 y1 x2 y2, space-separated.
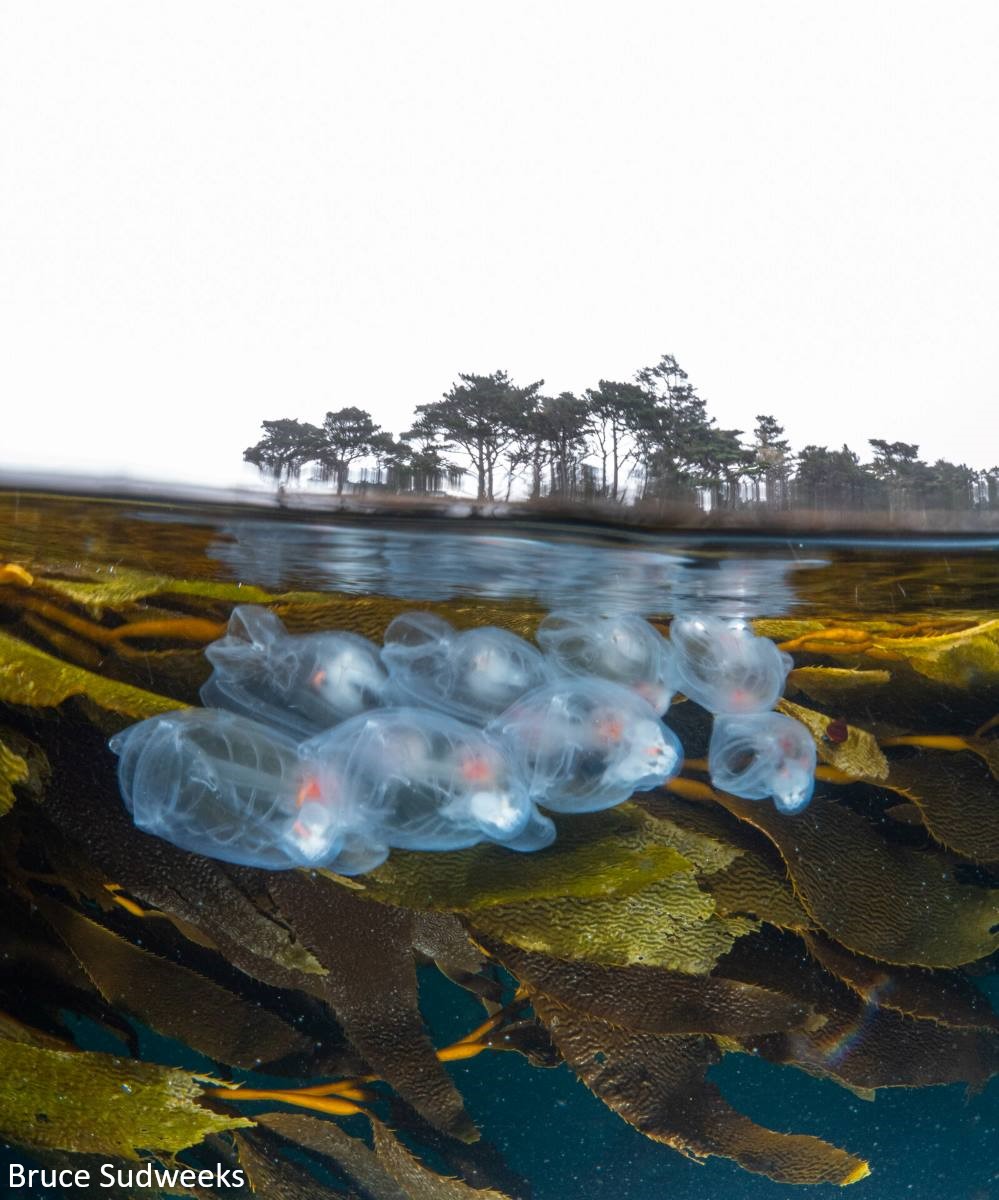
243 353 998 512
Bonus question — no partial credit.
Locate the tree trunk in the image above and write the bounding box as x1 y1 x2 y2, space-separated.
475 445 487 500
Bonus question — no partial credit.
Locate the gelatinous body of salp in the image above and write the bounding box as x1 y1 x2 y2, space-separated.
300 708 538 869
381 613 551 724
488 678 682 813
201 605 388 739
381 611 453 653
708 711 817 813
109 709 343 868
537 611 676 714
668 615 792 715
499 806 558 852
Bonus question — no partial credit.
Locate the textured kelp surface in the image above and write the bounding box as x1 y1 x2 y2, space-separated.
1 496 998 1197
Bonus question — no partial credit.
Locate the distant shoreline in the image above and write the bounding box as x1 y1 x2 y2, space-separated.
3 470 999 539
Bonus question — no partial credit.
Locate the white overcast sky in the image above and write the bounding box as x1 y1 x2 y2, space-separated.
1 1 997 486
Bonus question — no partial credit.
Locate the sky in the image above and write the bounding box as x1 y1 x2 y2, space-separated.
1 1 997 488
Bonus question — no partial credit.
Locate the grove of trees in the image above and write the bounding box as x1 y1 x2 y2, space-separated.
243 354 998 513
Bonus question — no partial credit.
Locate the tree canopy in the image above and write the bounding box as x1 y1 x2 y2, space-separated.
243 355 995 513
408 370 544 501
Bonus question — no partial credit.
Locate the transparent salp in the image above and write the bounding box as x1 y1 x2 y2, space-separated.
537 611 676 714
382 613 551 724
668 614 792 715
109 708 344 869
708 711 817 813
488 678 682 813
300 707 539 859
201 605 388 739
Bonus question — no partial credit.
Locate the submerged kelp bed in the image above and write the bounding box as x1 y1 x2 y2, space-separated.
0 490 998 1198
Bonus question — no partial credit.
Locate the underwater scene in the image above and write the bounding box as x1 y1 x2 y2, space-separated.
0 488 997 1200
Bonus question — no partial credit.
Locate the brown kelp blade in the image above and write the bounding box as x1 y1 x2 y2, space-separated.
35 895 315 1070
777 698 889 780
235 1132 350 1199
369 1116 515 1200
468 874 753 974
708 787 999 967
0 1040 247 1159
258 1111 519 1200
878 753 999 863
719 930 999 1092
530 994 869 1186
267 872 477 1141
640 792 815 932
802 930 999 1032
0 628 185 720
258 1112 410 1200
359 803 714 912
485 940 819 1037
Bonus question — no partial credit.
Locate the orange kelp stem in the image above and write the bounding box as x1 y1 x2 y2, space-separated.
665 777 717 804
290 1078 378 1100
975 714 999 738
204 1087 368 1117
20 612 104 668
6 592 119 644
3 582 225 651
107 618 226 645
777 628 873 654
103 884 148 919
880 734 976 752
207 996 530 1116
0 564 34 587
434 1004 519 1063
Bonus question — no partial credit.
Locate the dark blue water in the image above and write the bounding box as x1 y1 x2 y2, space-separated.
425 969 999 1200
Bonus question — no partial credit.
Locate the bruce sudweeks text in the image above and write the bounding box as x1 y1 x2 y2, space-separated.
9 1161 246 1190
